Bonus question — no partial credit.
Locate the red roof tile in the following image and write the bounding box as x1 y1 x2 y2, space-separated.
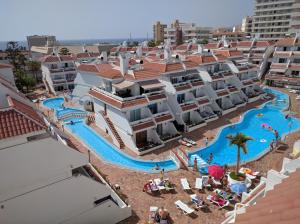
198 98 210 105
175 83 192 92
181 103 198 111
276 38 300 46
147 93 167 102
77 63 123 79
89 89 148 110
186 55 217 65
0 96 45 139
0 63 13 69
154 113 173 123
216 90 229 97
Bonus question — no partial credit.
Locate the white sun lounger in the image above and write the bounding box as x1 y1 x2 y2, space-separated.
202 176 211 188
212 177 222 186
195 177 203 190
175 200 194 215
180 178 191 191
183 137 197 145
154 178 166 191
190 194 206 208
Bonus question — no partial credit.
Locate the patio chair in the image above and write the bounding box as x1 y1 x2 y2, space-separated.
202 175 211 188
207 195 230 208
195 177 203 190
214 189 234 201
190 194 206 208
174 200 194 215
212 177 222 186
180 178 191 191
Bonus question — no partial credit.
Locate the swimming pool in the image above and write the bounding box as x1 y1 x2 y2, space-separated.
189 88 300 166
43 98 179 173
43 98 86 118
43 88 300 172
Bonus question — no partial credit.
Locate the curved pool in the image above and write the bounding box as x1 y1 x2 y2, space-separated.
43 98 178 173
189 88 300 166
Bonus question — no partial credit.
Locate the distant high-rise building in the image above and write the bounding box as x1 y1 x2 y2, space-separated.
153 21 167 43
241 16 253 36
27 35 56 57
252 0 300 40
163 19 212 44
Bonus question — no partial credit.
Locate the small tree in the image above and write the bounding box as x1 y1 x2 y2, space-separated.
148 40 156 47
59 47 70 55
15 69 36 93
226 133 253 175
27 60 41 81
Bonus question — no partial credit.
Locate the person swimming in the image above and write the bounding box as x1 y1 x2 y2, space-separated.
153 163 160 170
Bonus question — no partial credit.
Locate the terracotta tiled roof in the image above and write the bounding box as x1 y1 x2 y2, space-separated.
254 41 273 47
214 49 242 58
0 63 13 69
75 52 100 59
89 89 148 110
237 41 252 47
235 169 300 224
265 74 300 82
186 55 217 65
204 43 220 49
276 37 300 46
166 63 184 72
131 119 155 132
191 80 204 87
0 96 45 140
154 113 173 123
40 55 74 63
77 63 123 79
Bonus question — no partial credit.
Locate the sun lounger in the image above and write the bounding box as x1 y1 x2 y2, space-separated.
207 195 230 208
154 178 166 191
214 189 233 201
180 178 191 191
178 139 192 147
190 194 206 208
175 200 194 215
202 175 211 188
195 177 203 190
212 177 222 186
183 138 197 145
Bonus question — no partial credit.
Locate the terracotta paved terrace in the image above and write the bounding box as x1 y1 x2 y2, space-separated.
40 88 300 224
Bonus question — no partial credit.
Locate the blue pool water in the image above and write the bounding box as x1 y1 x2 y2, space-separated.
189 88 300 166
43 98 85 118
43 88 300 172
43 98 178 172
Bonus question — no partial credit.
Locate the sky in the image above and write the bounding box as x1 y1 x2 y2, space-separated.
0 0 254 41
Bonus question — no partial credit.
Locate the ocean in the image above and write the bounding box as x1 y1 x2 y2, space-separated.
0 38 147 51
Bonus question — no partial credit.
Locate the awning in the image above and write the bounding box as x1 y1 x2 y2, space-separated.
112 80 135 89
140 80 165 90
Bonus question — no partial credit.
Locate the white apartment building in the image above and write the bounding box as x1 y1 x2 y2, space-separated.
265 36 300 89
41 54 77 95
252 0 300 40
0 78 131 224
163 20 212 44
241 16 253 36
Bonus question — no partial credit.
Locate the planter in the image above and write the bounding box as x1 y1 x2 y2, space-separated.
227 172 252 188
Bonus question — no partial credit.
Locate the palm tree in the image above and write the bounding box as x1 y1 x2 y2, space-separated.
59 47 70 55
226 133 253 175
27 61 41 81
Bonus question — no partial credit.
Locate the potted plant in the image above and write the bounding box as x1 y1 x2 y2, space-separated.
226 133 253 184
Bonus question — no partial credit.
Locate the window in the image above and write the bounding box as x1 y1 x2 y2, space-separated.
278 58 286 63
177 94 185 104
148 103 158 114
130 109 141 122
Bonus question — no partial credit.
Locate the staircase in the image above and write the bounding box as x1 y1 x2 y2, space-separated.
190 154 208 168
100 111 125 149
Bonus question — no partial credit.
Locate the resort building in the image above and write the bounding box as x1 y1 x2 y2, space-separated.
0 78 132 224
153 21 167 43
252 0 300 40
241 16 253 37
212 31 247 42
72 40 265 155
40 54 77 95
163 20 212 44
265 36 300 89
75 57 180 154
27 35 56 57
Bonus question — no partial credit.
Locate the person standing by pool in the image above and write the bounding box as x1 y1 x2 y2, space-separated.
160 169 165 180
274 130 279 141
205 137 209 147
193 157 198 171
270 140 275 151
